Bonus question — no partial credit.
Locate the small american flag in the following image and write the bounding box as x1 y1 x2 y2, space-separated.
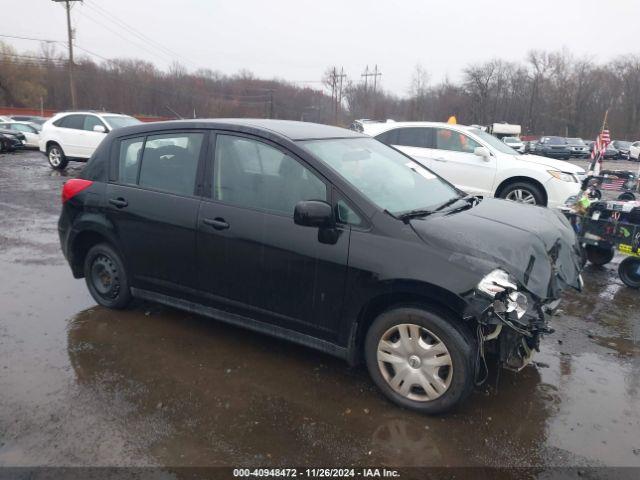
588 129 611 176
600 178 626 190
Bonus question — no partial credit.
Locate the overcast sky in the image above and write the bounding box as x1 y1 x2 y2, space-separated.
7 0 639 95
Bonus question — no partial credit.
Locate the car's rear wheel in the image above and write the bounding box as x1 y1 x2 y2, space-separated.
47 143 68 170
364 306 475 414
84 243 131 309
585 245 615 266
618 257 640 288
500 181 545 206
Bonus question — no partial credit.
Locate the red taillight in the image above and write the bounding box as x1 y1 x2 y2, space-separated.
62 179 93 203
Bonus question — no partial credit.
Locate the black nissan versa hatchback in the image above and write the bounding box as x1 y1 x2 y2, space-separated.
58 119 583 413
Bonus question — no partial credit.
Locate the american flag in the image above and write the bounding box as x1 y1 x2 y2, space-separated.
588 129 611 176
600 178 626 190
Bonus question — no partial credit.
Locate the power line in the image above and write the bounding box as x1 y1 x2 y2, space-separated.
84 0 200 68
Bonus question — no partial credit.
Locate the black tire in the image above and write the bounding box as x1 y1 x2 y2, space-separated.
83 243 132 309
585 245 615 266
0 140 5 153
47 143 68 170
618 192 635 201
499 181 546 206
618 257 640 288
589 189 602 200
364 305 475 414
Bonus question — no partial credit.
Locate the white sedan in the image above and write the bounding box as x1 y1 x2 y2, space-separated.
0 121 40 148
362 121 585 208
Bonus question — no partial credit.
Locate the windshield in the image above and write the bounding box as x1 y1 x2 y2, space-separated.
503 137 520 143
568 138 584 145
544 137 567 145
615 141 632 149
103 115 142 130
300 137 460 215
469 128 519 154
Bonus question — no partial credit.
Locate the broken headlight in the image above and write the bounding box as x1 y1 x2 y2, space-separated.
477 269 528 319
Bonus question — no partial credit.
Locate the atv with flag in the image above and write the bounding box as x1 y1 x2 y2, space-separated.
560 119 640 288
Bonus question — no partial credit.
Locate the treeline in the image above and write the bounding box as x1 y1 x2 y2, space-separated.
1 41 639 139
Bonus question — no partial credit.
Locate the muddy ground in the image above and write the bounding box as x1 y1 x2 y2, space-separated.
0 151 638 474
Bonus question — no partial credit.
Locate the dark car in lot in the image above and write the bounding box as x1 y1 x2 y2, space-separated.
0 127 26 152
610 140 632 160
535 136 571 159
58 119 583 413
566 138 590 158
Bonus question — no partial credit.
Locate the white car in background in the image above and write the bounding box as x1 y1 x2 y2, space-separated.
502 136 525 153
0 121 40 148
39 111 141 169
363 121 586 208
630 141 640 161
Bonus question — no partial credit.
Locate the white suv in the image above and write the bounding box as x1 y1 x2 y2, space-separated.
39 111 141 169
363 122 585 207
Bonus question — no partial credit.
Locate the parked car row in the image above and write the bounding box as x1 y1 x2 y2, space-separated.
0 115 48 152
526 136 639 161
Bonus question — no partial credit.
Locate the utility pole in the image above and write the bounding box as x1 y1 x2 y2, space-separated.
53 0 81 109
361 65 382 117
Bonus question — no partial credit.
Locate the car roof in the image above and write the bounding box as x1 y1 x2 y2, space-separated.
361 121 476 137
110 119 367 141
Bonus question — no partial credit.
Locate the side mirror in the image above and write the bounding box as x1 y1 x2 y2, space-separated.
93 125 106 133
294 200 333 228
474 146 490 161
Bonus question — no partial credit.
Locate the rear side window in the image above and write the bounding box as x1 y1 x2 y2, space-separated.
138 133 204 196
55 114 85 129
395 128 430 148
118 137 144 185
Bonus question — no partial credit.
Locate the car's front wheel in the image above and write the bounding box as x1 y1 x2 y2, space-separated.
365 306 475 414
47 143 68 170
84 243 132 309
500 181 545 206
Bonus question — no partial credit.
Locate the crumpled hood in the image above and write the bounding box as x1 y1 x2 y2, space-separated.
409 199 582 300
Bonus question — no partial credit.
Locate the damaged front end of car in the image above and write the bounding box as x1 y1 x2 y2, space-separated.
461 232 583 376
464 268 570 373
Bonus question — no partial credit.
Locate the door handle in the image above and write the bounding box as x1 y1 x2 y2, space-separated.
434 157 448 162
203 217 230 230
108 197 128 208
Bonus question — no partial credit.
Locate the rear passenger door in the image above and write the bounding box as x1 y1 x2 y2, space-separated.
106 130 206 295
196 133 350 340
55 114 86 157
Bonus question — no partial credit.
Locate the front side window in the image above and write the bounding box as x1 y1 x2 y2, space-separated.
138 132 203 195
301 137 459 215
83 115 105 132
213 134 327 215
434 128 480 153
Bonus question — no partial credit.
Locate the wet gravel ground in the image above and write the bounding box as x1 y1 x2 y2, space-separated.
0 151 639 472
